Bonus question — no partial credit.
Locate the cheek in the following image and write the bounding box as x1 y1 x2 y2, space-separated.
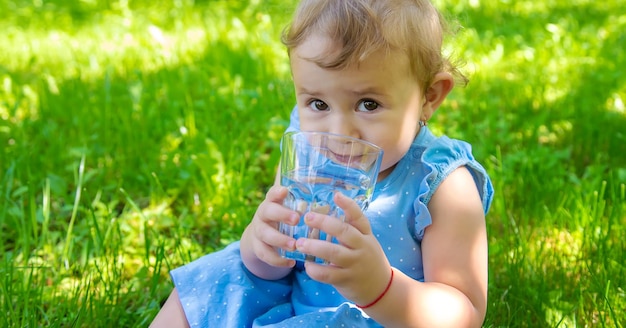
377 130 416 172
297 108 320 131
382 119 419 169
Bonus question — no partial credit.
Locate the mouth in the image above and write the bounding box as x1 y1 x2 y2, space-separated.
329 150 356 163
325 147 364 166
298 132 382 169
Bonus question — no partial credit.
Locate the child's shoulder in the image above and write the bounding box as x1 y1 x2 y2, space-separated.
409 126 494 214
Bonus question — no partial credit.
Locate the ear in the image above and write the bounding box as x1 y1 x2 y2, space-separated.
421 72 455 120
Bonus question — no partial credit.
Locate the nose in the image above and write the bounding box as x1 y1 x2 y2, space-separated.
327 112 359 138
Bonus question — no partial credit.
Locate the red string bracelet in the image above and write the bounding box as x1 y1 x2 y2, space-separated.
357 267 394 309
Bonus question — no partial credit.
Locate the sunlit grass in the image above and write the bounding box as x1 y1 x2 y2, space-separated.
1 1 295 326
1 0 625 327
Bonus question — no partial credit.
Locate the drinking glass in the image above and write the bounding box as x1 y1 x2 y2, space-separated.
278 131 383 263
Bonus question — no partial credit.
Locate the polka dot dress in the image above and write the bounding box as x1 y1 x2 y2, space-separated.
169 125 494 327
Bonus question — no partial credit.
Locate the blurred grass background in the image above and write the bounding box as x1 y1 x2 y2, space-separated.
0 0 624 326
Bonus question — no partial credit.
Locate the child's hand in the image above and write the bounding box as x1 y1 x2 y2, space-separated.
294 192 393 306
240 185 298 279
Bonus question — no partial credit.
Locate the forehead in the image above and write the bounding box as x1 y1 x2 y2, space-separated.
291 33 411 76
290 34 419 100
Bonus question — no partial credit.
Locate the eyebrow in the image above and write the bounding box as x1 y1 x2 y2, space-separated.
349 86 389 97
296 85 389 98
295 86 321 97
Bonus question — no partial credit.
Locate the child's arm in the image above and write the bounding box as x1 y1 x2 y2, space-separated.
297 166 488 327
149 288 190 328
368 166 487 327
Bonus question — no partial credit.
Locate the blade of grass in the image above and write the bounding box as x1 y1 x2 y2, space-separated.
119 187 151 266
62 154 86 268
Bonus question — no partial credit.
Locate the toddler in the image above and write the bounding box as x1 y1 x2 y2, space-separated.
151 0 493 327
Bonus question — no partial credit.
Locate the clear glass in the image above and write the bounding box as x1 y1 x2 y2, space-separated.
278 131 383 264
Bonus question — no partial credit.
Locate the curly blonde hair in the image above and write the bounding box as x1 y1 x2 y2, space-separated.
282 0 467 92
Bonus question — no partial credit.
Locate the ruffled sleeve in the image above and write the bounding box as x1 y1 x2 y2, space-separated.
411 132 494 240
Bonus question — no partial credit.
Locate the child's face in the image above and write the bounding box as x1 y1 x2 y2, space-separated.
291 34 426 179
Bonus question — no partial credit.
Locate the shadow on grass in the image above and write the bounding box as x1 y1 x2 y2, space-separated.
0 2 296 326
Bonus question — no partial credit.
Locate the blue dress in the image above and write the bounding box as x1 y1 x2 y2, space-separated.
170 109 494 327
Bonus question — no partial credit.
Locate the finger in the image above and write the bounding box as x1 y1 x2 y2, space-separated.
303 211 359 248
256 241 296 268
265 185 289 204
258 201 300 227
295 236 350 267
334 192 372 235
259 222 297 251
257 187 300 226
251 219 297 266
303 260 346 285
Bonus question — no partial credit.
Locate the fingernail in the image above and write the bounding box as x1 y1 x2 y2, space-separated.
290 213 299 225
287 239 296 250
296 238 305 249
304 212 315 224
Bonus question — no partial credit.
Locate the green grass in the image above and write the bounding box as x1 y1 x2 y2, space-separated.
0 0 624 327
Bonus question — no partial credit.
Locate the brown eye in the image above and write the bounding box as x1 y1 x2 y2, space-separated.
312 100 329 111
358 100 379 112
